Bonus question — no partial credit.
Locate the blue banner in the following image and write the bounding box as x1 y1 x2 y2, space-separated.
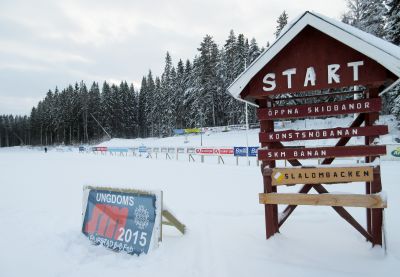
82 188 157 255
234 147 247 157
108 147 129 153
248 146 259 157
173 129 185 135
138 146 147 153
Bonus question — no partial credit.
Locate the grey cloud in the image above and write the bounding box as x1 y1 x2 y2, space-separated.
0 0 345 115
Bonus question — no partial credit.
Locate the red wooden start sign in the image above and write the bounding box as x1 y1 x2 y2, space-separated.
227 12 400 247
239 26 396 100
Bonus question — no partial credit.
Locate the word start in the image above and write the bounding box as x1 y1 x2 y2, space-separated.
263 61 364 91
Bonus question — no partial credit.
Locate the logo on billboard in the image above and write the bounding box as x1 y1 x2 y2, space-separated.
391 147 400 157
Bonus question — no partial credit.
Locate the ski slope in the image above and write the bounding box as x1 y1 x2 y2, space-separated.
1 117 400 277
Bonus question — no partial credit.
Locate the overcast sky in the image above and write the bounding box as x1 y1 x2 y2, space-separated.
0 0 347 115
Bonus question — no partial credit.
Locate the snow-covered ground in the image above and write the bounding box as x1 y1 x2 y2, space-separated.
1 116 399 277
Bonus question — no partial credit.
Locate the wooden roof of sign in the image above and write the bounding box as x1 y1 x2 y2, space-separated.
227 11 400 105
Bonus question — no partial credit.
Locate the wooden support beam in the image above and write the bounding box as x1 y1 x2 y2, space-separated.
259 193 387 209
162 210 186 235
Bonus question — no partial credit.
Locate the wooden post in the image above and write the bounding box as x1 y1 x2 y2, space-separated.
259 99 279 239
365 87 383 246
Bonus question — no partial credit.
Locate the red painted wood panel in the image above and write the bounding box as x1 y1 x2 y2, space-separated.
259 125 388 142
258 145 386 161
257 98 381 120
241 26 395 99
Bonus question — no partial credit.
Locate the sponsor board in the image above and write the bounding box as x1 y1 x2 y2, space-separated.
161 148 168 153
234 147 247 157
382 144 400 161
168 147 175 154
177 147 185 154
195 147 234 156
248 147 259 157
138 146 147 153
184 128 201 134
269 166 374 186
82 186 161 255
234 146 259 157
152 148 160 153
108 147 129 153
173 129 185 135
186 147 196 154
92 146 107 152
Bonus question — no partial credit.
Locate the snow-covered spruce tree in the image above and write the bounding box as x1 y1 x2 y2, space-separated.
386 0 400 120
235 34 247 76
138 77 148 137
342 0 386 38
101 81 114 138
359 0 386 38
118 81 131 138
128 83 139 137
248 38 261 65
79 81 89 143
185 56 203 128
174 59 186 129
154 76 163 135
182 59 199 128
160 52 175 137
222 30 240 125
196 35 220 127
274 11 288 38
386 0 400 45
87 82 102 140
342 0 363 27
145 71 156 137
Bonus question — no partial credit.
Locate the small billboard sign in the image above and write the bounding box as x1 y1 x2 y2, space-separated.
234 147 247 157
248 147 259 157
82 186 161 255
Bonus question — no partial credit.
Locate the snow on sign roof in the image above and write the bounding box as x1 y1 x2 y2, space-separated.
227 11 400 105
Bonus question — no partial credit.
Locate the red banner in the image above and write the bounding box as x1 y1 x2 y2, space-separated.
258 145 386 161
257 98 381 120
260 125 388 142
93 146 107 152
195 147 234 156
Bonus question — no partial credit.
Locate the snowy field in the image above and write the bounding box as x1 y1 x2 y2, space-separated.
1 116 400 277
0 148 399 277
